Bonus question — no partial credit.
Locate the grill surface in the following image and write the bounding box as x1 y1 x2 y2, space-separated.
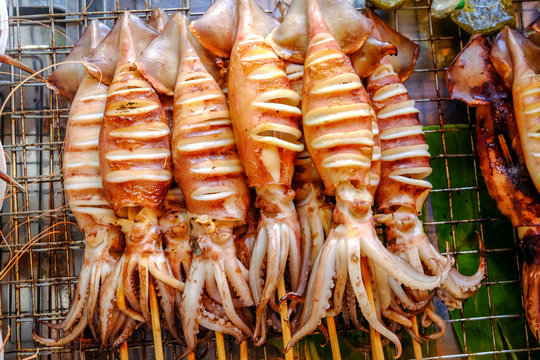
0 0 539 359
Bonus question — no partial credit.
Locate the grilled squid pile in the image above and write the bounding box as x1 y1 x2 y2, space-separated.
27 0 492 356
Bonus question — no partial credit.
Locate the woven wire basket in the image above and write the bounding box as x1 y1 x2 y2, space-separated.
0 0 539 359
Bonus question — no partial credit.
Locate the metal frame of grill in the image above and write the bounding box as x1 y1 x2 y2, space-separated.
0 0 539 359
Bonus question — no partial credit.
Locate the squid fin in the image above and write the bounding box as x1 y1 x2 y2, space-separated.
47 20 109 100
147 7 169 32
447 35 502 106
136 13 222 96
367 9 419 82
83 12 158 84
351 35 397 78
491 26 540 89
194 0 277 58
189 0 238 58
266 0 372 64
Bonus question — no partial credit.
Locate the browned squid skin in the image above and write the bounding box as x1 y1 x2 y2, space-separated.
84 12 184 343
448 34 540 341
32 22 129 348
364 9 419 82
522 230 540 340
286 63 333 321
365 58 484 343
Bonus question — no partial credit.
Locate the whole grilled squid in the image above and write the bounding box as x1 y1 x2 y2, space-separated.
283 0 448 354
136 12 254 354
32 21 137 347
191 0 308 342
448 34 539 341
83 12 183 342
366 56 485 340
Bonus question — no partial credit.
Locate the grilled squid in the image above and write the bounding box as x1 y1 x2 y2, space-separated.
367 57 485 337
448 34 539 341
32 21 132 347
287 0 450 354
83 12 183 341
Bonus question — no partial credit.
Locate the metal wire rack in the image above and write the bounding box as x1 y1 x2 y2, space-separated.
0 0 539 359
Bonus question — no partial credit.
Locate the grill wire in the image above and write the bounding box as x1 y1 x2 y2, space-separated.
0 0 539 359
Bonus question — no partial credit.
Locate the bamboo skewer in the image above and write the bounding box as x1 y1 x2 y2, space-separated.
277 277 294 360
240 340 248 360
120 341 129 360
149 275 164 360
215 331 227 360
326 316 342 360
411 317 423 360
361 257 384 360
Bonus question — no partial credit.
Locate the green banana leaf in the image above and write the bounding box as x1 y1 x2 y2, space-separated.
424 124 538 360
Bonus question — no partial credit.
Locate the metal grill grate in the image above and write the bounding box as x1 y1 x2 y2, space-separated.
0 0 539 359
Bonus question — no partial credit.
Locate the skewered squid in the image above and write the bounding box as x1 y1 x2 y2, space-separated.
448 34 539 341
366 56 485 338
340 102 382 331
284 54 332 281
137 12 254 353
286 0 450 353
229 0 306 342
274 3 333 324
83 12 183 341
32 21 132 347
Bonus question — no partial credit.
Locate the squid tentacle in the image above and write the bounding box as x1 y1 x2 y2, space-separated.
181 259 207 356
288 233 338 349
345 235 403 358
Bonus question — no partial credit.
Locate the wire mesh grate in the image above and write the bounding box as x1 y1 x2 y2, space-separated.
0 0 539 359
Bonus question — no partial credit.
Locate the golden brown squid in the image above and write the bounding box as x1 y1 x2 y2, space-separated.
448 34 539 341
286 0 450 354
137 12 254 353
32 21 132 347
83 12 183 341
